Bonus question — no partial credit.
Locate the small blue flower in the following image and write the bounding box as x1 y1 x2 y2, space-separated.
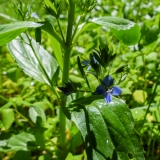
31 12 40 19
96 75 122 103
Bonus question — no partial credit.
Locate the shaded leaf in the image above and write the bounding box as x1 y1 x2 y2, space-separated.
13 150 31 160
35 28 41 43
0 21 42 46
77 56 90 89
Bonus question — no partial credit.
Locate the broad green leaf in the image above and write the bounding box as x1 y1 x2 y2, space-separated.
13 150 31 160
1 109 15 129
71 98 145 160
90 17 141 45
7 132 36 151
29 106 46 126
0 21 42 46
7 33 58 86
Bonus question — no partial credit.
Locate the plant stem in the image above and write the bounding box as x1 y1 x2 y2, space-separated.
56 18 65 43
140 72 160 132
59 0 75 150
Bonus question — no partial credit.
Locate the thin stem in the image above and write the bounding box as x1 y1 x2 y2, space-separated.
59 0 75 152
71 14 84 42
140 72 160 131
135 0 142 22
56 18 65 43
14 109 34 127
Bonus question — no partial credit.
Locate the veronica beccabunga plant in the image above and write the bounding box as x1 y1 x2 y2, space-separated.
0 0 145 159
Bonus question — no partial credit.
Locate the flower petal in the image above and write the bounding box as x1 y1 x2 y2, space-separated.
102 75 114 87
96 85 106 95
112 86 122 96
104 93 112 103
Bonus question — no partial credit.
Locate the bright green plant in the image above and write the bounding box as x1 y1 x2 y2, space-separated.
0 0 146 159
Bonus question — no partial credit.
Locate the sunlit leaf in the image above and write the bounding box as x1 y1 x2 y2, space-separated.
133 90 147 103
7 132 36 151
29 106 46 126
1 109 15 129
7 33 58 86
0 21 42 46
71 98 145 160
90 16 141 45
13 150 31 160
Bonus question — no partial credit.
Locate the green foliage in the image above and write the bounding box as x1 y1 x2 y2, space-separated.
7 33 58 86
71 98 145 160
91 17 141 45
1 109 15 129
0 22 42 46
0 0 160 159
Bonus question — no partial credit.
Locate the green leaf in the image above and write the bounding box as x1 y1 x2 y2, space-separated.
7 132 36 151
70 93 103 107
7 33 58 86
13 150 31 160
29 106 46 126
133 90 147 103
90 17 141 45
40 21 65 49
48 34 63 71
0 21 42 46
71 98 145 160
66 153 84 160
1 109 15 129
38 154 52 160
77 56 90 89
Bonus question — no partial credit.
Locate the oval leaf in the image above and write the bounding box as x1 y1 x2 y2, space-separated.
7 132 36 151
0 21 42 46
7 33 58 86
1 109 15 129
29 106 46 126
90 16 141 45
71 98 145 160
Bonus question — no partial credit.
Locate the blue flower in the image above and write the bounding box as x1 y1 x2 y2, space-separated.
96 75 122 103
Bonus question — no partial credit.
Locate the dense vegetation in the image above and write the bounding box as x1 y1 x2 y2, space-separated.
0 0 160 159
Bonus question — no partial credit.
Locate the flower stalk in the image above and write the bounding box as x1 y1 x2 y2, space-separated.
59 0 75 151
